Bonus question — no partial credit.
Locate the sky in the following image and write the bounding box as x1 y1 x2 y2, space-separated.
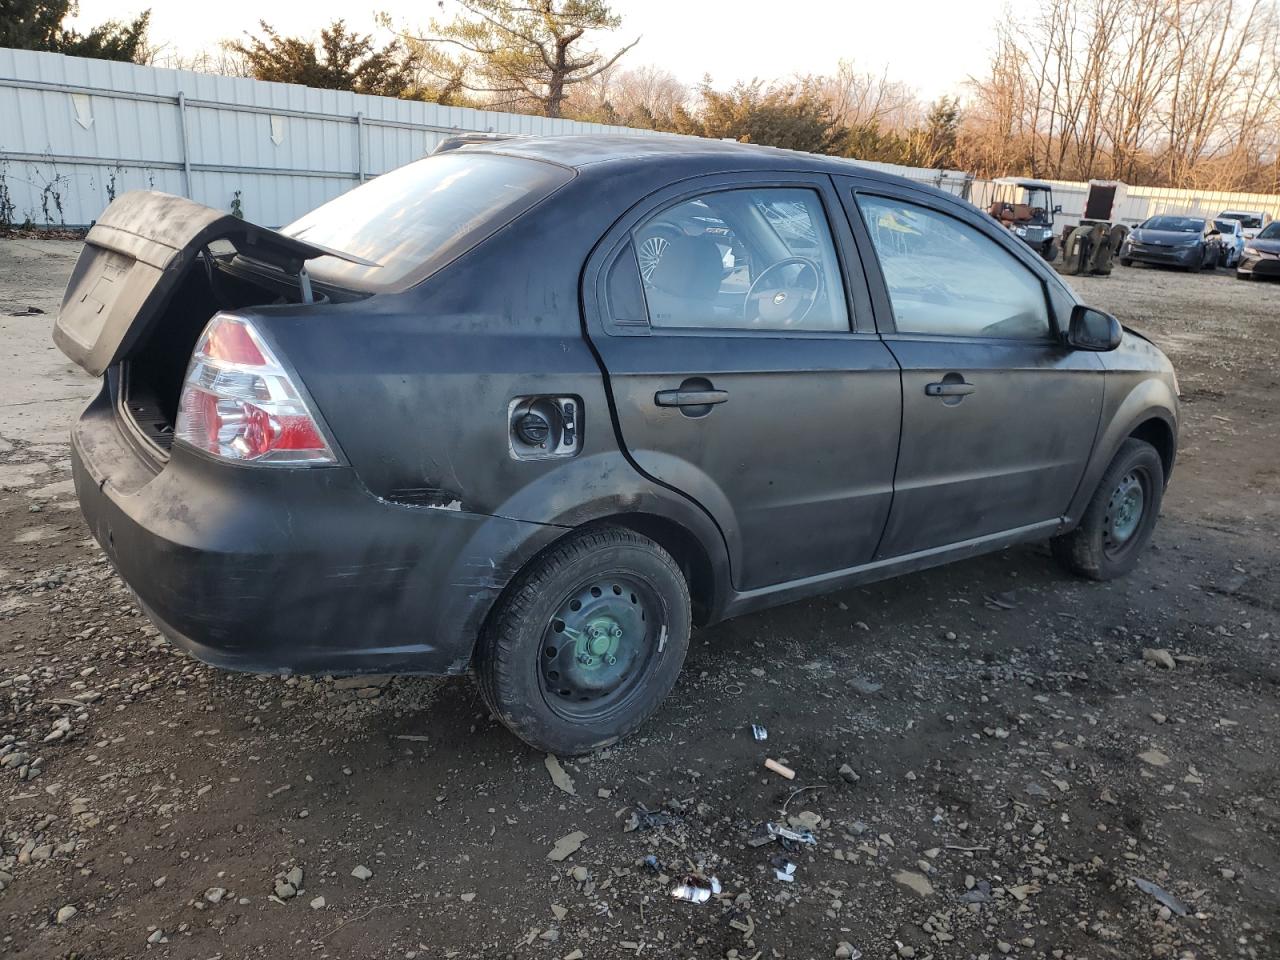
69 0 1006 103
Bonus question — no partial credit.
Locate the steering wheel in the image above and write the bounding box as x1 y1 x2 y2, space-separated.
744 257 821 326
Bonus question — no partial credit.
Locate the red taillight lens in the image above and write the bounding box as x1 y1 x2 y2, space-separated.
174 314 336 466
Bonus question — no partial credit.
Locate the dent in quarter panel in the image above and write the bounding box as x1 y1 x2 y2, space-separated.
492 452 734 618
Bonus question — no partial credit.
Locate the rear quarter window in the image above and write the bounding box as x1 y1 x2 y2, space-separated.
283 152 573 292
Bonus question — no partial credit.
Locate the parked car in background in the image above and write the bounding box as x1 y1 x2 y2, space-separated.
1118 215 1223 271
1217 209 1271 240
1214 218 1246 267
54 136 1180 754
1236 219 1280 280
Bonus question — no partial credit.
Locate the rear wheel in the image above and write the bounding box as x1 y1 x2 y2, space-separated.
1119 257 1133 267
1052 438 1164 581
476 526 691 755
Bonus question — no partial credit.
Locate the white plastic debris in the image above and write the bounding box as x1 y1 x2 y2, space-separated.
669 874 721 904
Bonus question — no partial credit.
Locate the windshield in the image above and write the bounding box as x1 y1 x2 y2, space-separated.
1142 216 1201 232
1221 212 1263 229
284 153 573 291
1258 222 1280 240
1213 220 1238 234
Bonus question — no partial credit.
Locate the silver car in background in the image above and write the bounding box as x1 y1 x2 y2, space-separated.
1214 218 1246 267
1217 209 1270 240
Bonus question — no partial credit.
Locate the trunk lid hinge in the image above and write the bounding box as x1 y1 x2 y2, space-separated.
297 264 314 304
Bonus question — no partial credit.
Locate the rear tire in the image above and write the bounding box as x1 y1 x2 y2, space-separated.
475 526 691 755
1119 257 1133 267
1051 438 1164 581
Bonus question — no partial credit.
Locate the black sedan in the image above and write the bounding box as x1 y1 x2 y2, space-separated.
1236 220 1280 280
1119 215 1224 271
55 136 1180 754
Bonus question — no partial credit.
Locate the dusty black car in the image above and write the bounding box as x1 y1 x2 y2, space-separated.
1236 220 1280 279
55 136 1180 754
1118 215 1223 271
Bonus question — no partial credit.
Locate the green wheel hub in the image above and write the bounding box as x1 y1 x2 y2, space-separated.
540 577 657 717
1104 470 1146 553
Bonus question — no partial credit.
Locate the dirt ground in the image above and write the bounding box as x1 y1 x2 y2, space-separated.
1 238 1276 960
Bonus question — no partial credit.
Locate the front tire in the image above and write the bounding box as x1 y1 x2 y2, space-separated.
1052 438 1165 581
476 526 691 755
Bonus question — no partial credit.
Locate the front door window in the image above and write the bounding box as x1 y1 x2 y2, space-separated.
632 187 850 332
857 195 1052 340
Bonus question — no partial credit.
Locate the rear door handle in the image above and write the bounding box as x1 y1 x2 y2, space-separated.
925 381 976 397
654 388 729 407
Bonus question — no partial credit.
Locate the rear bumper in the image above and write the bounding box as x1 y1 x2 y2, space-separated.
72 384 564 676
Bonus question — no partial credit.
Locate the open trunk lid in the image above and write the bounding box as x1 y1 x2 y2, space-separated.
54 191 346 377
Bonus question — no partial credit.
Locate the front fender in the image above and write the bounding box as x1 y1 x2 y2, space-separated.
1064 376 1178 525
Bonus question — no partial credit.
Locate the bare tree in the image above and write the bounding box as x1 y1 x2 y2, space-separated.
955 26 1036 177
963 0 1280 188
565 63 688 125
801 60 919 131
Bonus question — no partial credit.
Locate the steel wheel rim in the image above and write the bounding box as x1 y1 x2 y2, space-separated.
1103 470 1146 556
539 575 661 722
637 235 669 282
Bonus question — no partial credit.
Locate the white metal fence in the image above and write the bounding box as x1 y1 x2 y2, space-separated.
0 47 667 227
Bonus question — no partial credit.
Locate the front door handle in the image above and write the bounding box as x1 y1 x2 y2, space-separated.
654 388 729 407
925 381 976 398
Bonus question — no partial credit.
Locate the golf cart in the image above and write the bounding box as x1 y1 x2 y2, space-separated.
987 177 1060 260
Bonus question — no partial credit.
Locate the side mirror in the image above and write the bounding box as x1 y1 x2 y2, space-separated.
1053 204 1063 214
1067 304 1123 351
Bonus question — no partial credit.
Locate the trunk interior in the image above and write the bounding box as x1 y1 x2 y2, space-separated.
119 258 292 458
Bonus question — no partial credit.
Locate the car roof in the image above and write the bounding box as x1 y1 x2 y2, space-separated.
455 134 955 197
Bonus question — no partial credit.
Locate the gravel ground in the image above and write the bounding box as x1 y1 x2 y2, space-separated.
0 239 1277 960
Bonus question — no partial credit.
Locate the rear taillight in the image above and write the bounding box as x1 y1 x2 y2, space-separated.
174 313 336 465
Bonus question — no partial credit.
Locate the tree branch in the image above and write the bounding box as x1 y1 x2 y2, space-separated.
572 35 641 84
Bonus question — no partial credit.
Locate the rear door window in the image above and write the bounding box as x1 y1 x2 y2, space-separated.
282 153 573 292
631 187 850 332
